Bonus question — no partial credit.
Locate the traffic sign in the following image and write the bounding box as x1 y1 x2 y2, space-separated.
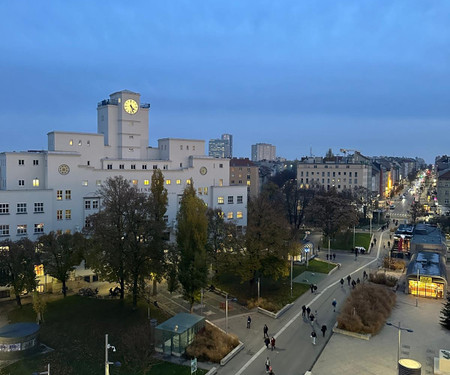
191 358 197 374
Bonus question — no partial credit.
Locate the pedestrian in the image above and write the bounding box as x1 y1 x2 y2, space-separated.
311 330 317 345
371 242 374 248
264 337 270 348
333 253 336 260
363 270 367 280
306 306 311 316
332 298 337 312
357 278 361 284
321 324 327 337
309 313 315 323
354 249 358 260
247 316 251 329
270 336 276 351
318 245 320 251
326 253 329 260
313 284 318 294
264 324 269 338
352 279 357 289
310 284 314 293
374 238 377 244
387 241 390 248
340 278 344 287
347 275 351 285
302 305 306 317
265 357 271 373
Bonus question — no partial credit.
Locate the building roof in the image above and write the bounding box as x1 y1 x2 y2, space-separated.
156 313 204 334
230 158 257 167
439 170 450 180
406 251 448 280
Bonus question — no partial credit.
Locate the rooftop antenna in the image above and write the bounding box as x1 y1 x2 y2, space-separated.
310 147 313 157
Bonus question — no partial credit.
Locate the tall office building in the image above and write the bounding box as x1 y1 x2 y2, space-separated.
251 143 276 162
209 134 232 158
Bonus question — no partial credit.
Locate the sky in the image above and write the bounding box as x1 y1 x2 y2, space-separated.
1 1 449 164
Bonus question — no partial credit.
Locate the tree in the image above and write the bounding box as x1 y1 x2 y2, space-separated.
409 200 426 224
37 232 84 297
440 292 450 330
0 239 38 307
166 244 180 294
305 188 359 242
32 290 47 324
146 169 168 296
177 183 208 312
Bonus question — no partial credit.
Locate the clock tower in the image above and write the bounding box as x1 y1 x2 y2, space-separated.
97 90 150 159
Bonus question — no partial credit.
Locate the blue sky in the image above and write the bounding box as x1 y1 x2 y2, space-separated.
1 1 449 163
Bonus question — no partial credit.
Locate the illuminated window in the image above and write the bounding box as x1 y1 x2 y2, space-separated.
247 180 251 186
186 179 191 185
176 179 181 185
17 203 27 214
96 180 102 186
34 223 44 233
65 190 71 200
218 211 224 218
237 211 243 219
34 264 44 277
57 210 63 220
166 179 171 185
34 203 44 213
227 212 233 219
17 224 27 235
65 210 71 220
219 179 223 187
132 179 138 185
218 197 224 204
69 139 73 145
82 180 88 186
203 187 208 195
78 140 82 146
198 188 202 195
144 179 150 186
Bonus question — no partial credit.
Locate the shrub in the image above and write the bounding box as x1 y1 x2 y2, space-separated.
383 257 406 271
337 284 396 335
186 322 239 363
247 298 280 312
369 272 398 287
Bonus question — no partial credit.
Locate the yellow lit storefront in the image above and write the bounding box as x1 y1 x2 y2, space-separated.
408 276 445 299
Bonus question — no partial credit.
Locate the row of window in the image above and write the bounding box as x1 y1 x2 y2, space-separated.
107 164 168 170
18 159 40 166
69 139 90 147
299 178 358 185
0 203 44 214
18 178 40 187
231 174 251 179
0 223 44 236
57 190 71 200
57 210 72 220
179 144 196 151
217 196 244 205
230 180 251 186
300 183 355 190
300 171 358 177
84 200 99 210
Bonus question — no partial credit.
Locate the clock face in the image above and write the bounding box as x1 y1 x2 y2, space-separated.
58 164 70 175
200 166 207 175
124 99 138 114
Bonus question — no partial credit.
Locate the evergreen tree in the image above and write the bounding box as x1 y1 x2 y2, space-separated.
177 182 208 312
440 292 450 330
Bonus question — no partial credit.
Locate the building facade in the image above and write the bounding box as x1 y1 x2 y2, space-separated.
251 143 276 162
208 134 232 158
230 158 260 198
0 90 247 243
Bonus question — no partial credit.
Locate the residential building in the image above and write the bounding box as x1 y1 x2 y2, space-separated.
209 134 232 158
251 143 276 162
230 158 260 198
437 170 450 208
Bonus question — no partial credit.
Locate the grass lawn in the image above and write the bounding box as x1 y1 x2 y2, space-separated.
322 231 371 251
1 295 207 375
213 259 334 310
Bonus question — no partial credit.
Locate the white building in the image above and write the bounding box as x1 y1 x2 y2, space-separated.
251 143 276 162
0 90 247 243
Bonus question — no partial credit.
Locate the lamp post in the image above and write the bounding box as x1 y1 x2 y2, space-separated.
290 256 293 298
32 364 50 375
105 334 121 375
386 322 413 368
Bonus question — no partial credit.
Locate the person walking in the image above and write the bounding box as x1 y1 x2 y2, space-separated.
340 278 344 287
306 306 311 317
332 298 337 312
357 278 361 284
302 305 306 317
347 275 351 285
333 253 336 260
352 279 357 289
265 357 271 373
311 330 317 345
264 337 270 349
247 316 251 329
310 284 314 293
270 336 276 351
309 313 315 323
321 324 327 337
263 324 269 338
363 270 367 280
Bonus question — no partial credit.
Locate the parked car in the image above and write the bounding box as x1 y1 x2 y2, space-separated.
355 246 366 254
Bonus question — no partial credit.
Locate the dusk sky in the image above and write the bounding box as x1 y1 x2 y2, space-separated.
1 2 449 164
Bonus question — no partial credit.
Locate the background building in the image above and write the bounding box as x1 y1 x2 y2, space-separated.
230 158 260 198
251 143 276 162
208 134 232 158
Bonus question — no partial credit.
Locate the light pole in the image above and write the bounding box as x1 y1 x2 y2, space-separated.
290 256 293 298
32 364 50 375
386 322 413 368
105 334 121 375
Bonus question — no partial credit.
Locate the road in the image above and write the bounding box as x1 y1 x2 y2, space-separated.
219 229 391 375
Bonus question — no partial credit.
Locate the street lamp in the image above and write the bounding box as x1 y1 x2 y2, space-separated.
105 334 121 375
32 364 50 375
386 322 413 368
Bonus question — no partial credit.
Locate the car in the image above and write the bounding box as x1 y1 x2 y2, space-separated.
390 204 395 210
355 246 366 254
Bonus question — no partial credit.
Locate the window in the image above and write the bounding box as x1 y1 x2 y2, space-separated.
186 179 191 185
78 140 82 146
237 196 243 204
65 210 71 220
0 225 9 236
33 160 39 166
34 223 44 233
354 179 358 184
355 172 358 177
85 200 91 210
227 212 233 219
198 187 203 195
193 145 196 151
57 190 63 200
0 204 9 214
17 203 27 214
349 172 352 177
153 165 158 170
218 197 224 204
87 161 90 166
132 179 138 185
142 165 147 170
57 210 63 220
32 178 39 187
119 164 124 170
34 203 44 213
228 196 234 204
176 179 181 185
180 145 183 150
87 140 90 146
203 187 208 195
219 164 223 168
107 164 112 170
144 179 150 186
166 179 171 185
247 175 251 179
18 179 25 186
19 160 24 165
247 180 251 186
92 200 99 209
17 225 27 235
180 163 183 168
131 164 136 170
219 179 223 187
237 211 243 219
69 139 73 145
96 180 102 186
65 190 71 200
163 215 168 223
82 180 88 186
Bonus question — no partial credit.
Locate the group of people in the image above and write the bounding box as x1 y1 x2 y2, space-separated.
263 324 276 350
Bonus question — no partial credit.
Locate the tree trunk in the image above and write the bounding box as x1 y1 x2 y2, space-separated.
132 277 138 310
152 279 157 296
120 278 125 300
62 280 67 298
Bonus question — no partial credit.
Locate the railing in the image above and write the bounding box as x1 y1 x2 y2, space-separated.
97 99 119 107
